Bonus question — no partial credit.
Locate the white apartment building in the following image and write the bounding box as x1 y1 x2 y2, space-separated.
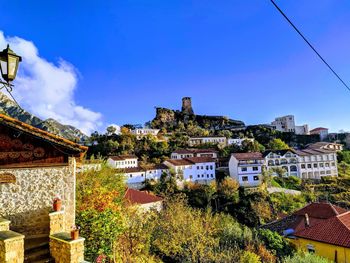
264 150 300 177
171 148 218 159
229 142 340 187
188 136 227 147
271 115 309 135
227 138 254 147
309 127 329 141
229 152 265 187
295 146 338 179
164 157 216 184
131 128 160 139
107 155 138 169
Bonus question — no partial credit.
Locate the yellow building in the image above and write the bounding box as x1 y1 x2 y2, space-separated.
262 202 350 263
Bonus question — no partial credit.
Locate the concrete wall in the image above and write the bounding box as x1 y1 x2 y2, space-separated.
0 158 76 237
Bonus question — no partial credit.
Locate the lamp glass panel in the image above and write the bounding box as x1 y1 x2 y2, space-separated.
7 55 18 80
0 60 7 75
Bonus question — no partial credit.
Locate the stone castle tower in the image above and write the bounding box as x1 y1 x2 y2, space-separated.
181 97 194 115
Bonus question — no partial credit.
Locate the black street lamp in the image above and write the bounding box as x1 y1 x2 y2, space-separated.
0 44 22 86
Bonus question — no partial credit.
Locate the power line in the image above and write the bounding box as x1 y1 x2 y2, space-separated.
270 0 350 93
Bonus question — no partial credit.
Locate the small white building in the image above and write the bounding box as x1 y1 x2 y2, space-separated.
229 152 265 187
188 136 227 147
131 128 160 139
271 115 309 135
309 127 329 141
164 157 216 184
123 164 169 184
107 155 138 169
227 138 254 147
170 148 218 159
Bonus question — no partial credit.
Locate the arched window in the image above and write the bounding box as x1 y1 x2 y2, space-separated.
290 165 297 172
275 160 280 165
268 160 274 166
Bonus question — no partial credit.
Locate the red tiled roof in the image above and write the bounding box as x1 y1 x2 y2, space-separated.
124 188 163 205
165 157 215 166
109 155 138 161
294 202 347 219
165 159 193 166
185 157 216 164
295 212 350 248
232 152 263 161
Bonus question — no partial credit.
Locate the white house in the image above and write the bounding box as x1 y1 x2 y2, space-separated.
188 136 227 147
170 148 218 159
107 155 138 169
131 128 160 139
164 157 216 184
229 152 265 187
264 149 299 177
227 138 254 147
309 127 329 141
123 164 169 184
271 115 309 135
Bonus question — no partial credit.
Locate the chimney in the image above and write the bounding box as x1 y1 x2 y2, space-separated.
304 213 310 228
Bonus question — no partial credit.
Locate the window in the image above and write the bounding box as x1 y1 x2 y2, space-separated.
325 163 330 167
313 163 318 168
307 164 312 168
190 175 193 179
253 176 259 181
290 165 297 172
326 170 331 174
242 176 248 182
320 171 325 175
241 167 247 172
301 164 306 169
307 244 315 253
207 174 209 178
197 166 199 170
253 167 258 171
331 162 336 167
201 166 204 170
320 163 324 167
210 165 213 170
130 174 132 178
197 175 200 178
211 174 214 178
202 174 204 178
206 166 209 170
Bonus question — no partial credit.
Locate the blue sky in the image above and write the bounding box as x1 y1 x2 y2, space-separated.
1 0 350 133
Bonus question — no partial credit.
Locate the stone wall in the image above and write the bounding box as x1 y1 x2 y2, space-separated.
50 233 85 263
0 231 24 263
0 158 76 237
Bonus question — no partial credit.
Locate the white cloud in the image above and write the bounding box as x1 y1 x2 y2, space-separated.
0 31 103 135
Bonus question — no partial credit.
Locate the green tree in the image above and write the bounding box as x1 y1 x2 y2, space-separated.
267 139 289 150
283 251 330 263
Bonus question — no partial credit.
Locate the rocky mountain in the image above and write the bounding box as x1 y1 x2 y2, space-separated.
0 92 88 142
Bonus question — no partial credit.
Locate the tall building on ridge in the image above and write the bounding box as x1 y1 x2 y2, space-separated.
181 97 194 115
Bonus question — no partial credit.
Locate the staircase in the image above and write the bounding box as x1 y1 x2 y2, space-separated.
24 235 54 263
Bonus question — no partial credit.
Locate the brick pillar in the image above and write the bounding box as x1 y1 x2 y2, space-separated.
49 211 65 235
0 219 10 231
0 231 25 263
50 232 85 263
